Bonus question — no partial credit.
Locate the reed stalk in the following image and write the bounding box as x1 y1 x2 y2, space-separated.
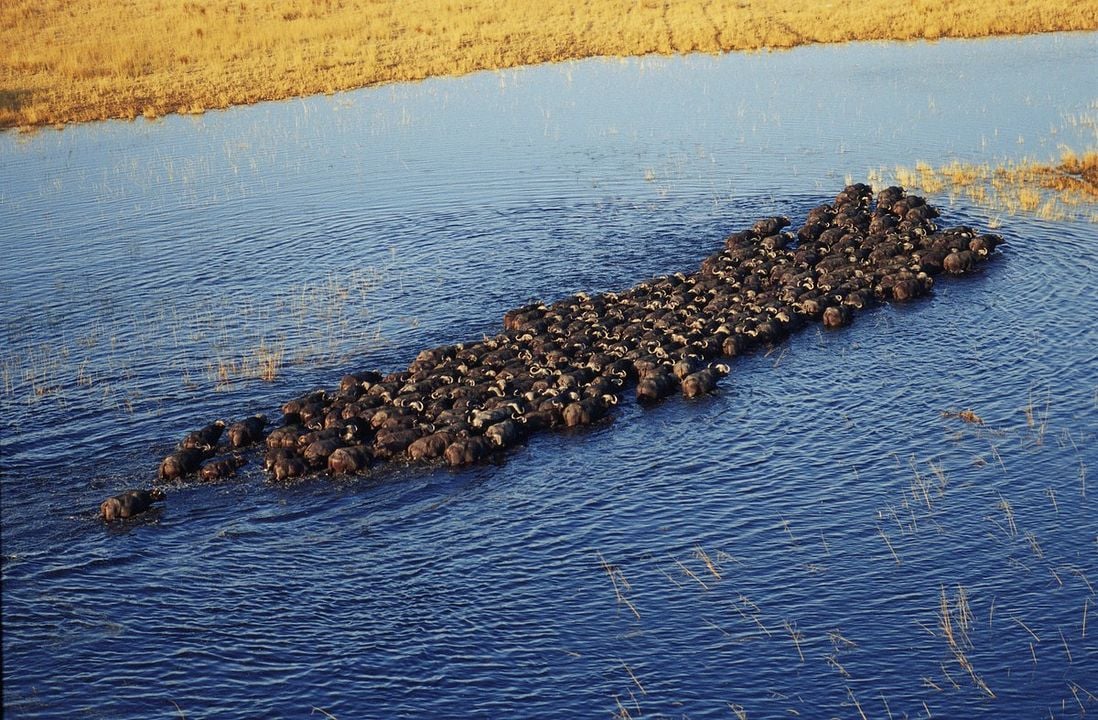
676 559 710 591
878 526 902 565
783 619 805 663
727 703 748 720
619 661 647 696
693 545 722 580
847 687 868 720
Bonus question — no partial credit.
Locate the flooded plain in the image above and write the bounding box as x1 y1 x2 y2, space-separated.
2 32 1096 719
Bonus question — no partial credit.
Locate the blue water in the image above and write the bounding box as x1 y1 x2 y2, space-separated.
2 32 1096 719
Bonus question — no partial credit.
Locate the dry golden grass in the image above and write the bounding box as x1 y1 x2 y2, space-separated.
876 147 1098 223
3 0 1097 129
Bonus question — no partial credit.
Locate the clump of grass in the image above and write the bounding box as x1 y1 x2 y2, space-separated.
1047 148 1098 196
875 146 1098 223
209 342 286 389
942 408 983 424
958 409 982 424
256 343 285 382
9 342 70 402
938 584 995 698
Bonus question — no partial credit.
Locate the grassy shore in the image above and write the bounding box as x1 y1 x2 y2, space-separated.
2 0 1096 129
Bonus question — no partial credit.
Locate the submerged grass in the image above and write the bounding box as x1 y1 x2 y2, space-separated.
584 390 1093 715
1 268 386 413
2 0 1097 129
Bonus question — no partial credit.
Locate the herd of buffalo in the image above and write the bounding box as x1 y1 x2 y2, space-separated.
101 183 1002 521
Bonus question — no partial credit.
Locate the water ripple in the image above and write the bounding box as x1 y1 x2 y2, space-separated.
4 33 1098 720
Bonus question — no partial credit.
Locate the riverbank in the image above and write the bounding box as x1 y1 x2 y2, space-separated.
3 0 1096 129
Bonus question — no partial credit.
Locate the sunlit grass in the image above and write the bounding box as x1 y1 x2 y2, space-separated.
872 146 1098 223
2 0 1096 128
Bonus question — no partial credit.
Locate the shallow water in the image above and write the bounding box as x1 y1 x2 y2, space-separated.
2 32 1097 719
